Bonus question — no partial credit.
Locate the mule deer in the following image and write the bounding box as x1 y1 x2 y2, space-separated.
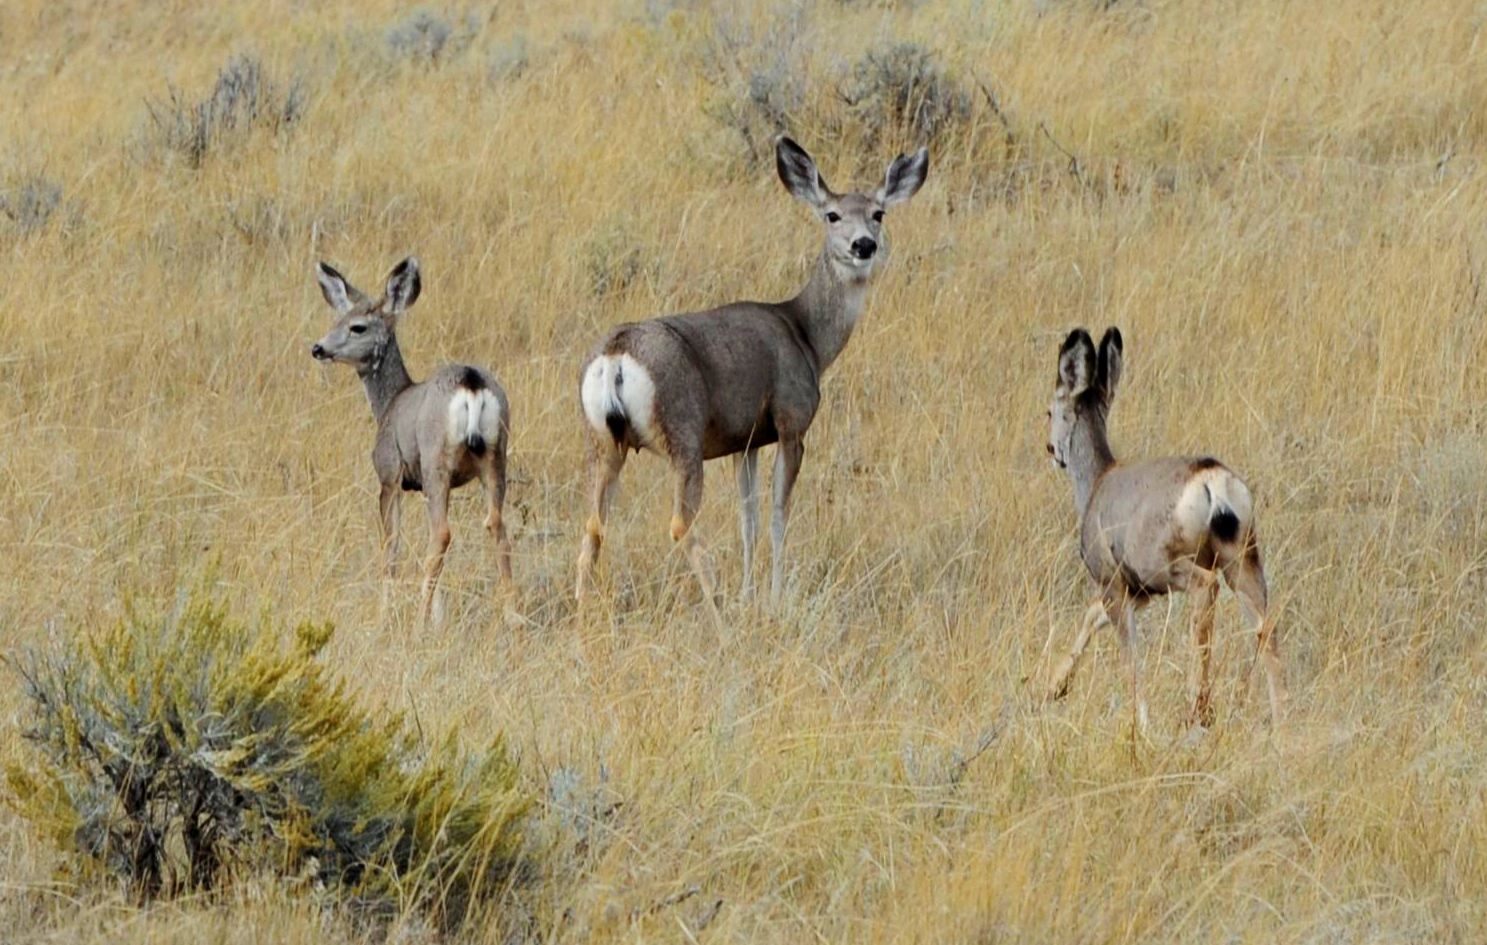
574 136 929 604
1044 327 1287 731
310 257 512 627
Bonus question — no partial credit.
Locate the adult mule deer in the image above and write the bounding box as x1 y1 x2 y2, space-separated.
574 136 929 605
310 257 513 628
1044 327 1287 732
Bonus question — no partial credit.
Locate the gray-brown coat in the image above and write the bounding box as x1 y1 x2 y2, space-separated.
575 136 929 606
1044 327 1287 731
311 258 513 627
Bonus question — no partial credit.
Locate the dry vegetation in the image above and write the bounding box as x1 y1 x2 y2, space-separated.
2 0 1486 940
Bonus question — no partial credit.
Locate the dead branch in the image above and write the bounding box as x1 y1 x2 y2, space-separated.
1039 121 1085 186
974 72 1017 157
633 884 700 920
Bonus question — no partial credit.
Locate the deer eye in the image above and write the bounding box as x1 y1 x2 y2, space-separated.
872 210 884 222
349 323 368 334
825 212 841 223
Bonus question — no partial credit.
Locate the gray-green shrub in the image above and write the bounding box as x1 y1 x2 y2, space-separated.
5 587 529 929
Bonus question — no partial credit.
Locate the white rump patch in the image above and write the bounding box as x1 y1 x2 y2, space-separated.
579 353 656 447
447 388 502 450
1201 468 1253 524
1173 468 1254 542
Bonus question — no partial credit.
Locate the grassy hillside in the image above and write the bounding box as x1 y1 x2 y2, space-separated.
2 0 1485 940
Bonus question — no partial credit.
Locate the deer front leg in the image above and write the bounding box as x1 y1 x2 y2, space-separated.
769 438 805 600
1109 593 1149 738
1046 598 1110 702
421 481 453 630
379 482 403 572
575 438 626 599
378 483 402 619
734 448 761 599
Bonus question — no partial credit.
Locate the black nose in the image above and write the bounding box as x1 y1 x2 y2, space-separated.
1046 443 1054 455
851 237 877 260
311 343 327 360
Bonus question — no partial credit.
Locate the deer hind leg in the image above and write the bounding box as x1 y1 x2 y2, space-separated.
481 455 522 630
420 481 453 630
575 438 626 599
1108 592 1149 737
769 437 805 600
1187 567 1221 728
1223 544 1288 728
670 452 719 610
734 448 761 599
479 451 514 595
1046 598 1110 702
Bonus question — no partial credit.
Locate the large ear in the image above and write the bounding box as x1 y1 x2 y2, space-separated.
775 136 831 211
384 257 422 315
316 262 365 314
1097 326 1124 399
878 146 929 207
1057 328 1097 395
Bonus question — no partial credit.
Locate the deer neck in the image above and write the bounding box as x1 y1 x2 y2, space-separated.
1067 405 1117 518
788 250 871 375
357 334 415 421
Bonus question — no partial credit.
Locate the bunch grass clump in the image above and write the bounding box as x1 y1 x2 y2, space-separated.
4 587 529 930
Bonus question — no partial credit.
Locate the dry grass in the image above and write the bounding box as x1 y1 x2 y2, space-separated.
2 0 1486 940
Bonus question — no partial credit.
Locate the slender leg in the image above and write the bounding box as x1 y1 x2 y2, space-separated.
734 448 760 599
769 438 805 600
1109 593 1148 737
420 480 452 630
670 452 719 610
1046 598 1110 701
1224 546 1288 728
1187 568 1220 728
378 483 402 618
479 452 515 624
480 455 514 584
575 438 626 599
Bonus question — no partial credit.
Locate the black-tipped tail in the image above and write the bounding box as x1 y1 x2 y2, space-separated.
466 434 487 457
604 409 627 444
1210 507 1241 543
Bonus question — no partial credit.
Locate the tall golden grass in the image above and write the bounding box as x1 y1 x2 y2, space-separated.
2 0 1485 940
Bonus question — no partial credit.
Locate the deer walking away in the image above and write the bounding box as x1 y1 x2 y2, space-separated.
310 257 513 628
1044 326 1288 732
574 135 929 606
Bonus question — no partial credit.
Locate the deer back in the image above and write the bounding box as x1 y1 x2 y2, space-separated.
1081 456 1253 595
589 301 819 461
377 365 508 492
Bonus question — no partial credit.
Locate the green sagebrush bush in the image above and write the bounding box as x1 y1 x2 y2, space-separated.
4 589 529 929
691 4 973 169
144 55 304 168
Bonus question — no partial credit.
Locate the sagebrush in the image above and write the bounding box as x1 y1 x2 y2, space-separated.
144 55 304 168
5 588 529 928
